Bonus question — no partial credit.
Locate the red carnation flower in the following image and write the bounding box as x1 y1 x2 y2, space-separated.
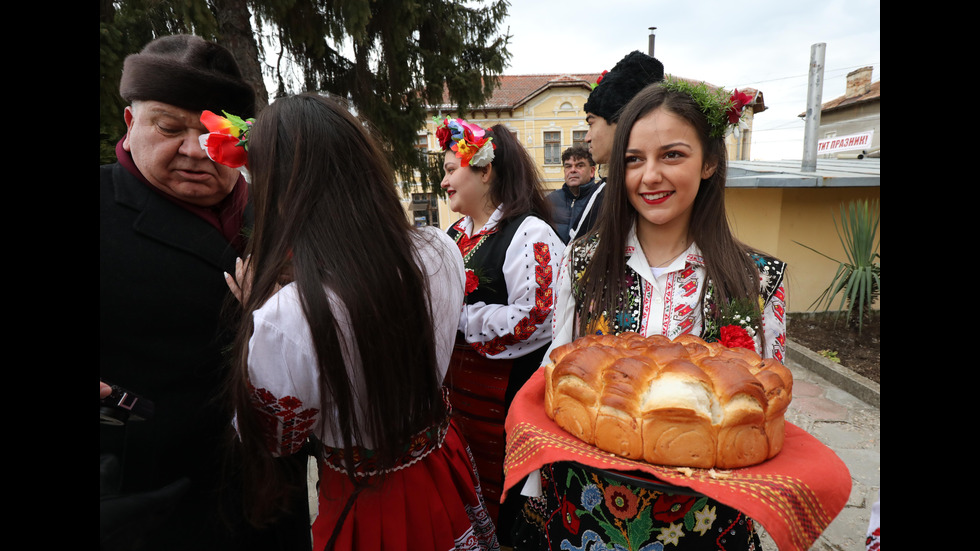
464 269 479 296
720 324 756 351
436 125 452 150
201 132 248 168
199 110 251 168
726 89 754 124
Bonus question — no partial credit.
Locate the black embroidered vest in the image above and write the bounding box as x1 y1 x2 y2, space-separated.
447 213 532 306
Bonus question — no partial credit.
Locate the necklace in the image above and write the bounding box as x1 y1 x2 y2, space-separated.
636 223 692 268
648 235 692 268
653 246 688 268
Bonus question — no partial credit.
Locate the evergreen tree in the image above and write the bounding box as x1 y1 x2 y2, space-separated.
100 0 511 192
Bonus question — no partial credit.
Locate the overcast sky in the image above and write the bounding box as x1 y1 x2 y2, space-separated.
497 0 880 160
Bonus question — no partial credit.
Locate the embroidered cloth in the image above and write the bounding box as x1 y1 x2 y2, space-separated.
503 369 851 551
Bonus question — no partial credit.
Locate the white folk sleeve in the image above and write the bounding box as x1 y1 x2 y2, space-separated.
246 286 322 457
458 216 563 359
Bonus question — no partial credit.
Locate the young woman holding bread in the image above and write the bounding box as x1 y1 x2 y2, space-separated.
513 81 787 550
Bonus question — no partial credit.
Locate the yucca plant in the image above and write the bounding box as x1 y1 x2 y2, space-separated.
795 199 880 333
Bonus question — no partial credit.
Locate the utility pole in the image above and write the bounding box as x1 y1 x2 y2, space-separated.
648 27 657 57
802 42 826 172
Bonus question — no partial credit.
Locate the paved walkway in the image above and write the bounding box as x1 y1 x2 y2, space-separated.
756 341 880 551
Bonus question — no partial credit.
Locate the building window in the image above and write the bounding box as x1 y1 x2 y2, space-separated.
410 192 439 227
544 131 561 164
415 133 428 149
573 130 587 148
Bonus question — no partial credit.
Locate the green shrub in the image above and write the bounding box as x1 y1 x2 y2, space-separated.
795 199 880 333
818 349 841 363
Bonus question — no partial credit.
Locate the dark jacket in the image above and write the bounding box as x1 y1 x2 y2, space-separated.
100 163 308 550
546 178 605 244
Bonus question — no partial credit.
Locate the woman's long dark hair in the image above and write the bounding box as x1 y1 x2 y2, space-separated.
229 93 445 525
577 83 761 337
469 124 552 225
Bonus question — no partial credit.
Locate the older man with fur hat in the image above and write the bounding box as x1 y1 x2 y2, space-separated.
100 35 309 550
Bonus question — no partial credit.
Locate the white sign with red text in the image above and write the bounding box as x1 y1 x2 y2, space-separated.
818 131 874 155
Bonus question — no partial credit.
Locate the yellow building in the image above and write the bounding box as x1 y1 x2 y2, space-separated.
726 159 880 312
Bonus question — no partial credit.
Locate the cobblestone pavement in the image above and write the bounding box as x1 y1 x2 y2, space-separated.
756 342 880 551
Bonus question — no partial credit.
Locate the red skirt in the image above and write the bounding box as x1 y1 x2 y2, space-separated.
443 344 513 527
312 420 499 551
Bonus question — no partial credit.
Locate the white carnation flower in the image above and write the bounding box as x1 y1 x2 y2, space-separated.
469 139 495 167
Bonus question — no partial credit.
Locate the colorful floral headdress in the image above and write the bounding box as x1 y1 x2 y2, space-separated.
434 117 495 167
661 77 753 139
199 110 254 168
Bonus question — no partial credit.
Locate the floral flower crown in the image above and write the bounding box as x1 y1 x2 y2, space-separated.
661 77 753 139
199 110 254 168
434 117 495 167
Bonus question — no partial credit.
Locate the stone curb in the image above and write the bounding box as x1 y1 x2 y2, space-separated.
786 339 879 408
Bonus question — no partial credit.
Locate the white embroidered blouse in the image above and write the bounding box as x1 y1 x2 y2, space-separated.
453 206 565 360
245 226 465 453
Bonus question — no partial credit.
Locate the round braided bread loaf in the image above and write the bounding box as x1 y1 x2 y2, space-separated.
544 333 793 468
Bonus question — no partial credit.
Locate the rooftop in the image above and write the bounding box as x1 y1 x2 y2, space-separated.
430 73 765 113
727 158 880 188
819 80 880 115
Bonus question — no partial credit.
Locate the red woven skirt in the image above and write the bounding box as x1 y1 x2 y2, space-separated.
312 419 499 550
443 344 513 527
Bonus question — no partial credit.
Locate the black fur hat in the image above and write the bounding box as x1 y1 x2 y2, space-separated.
119 34 256 118
584 51 664 123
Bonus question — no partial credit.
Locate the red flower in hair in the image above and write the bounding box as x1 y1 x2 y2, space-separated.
726 89 754 124
596 70 608 85
200 132 247 168
199 109 253 168
464 269 479 296
436 125 452 150
720 325 756 351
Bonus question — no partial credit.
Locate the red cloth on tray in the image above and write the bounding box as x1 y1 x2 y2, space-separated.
503 368 852 551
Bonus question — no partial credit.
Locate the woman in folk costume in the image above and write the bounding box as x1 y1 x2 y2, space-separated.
217 94 499 550
512 81 787 550
437 117 563 538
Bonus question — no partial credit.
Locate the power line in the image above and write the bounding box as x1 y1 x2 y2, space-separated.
731 62 880 91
